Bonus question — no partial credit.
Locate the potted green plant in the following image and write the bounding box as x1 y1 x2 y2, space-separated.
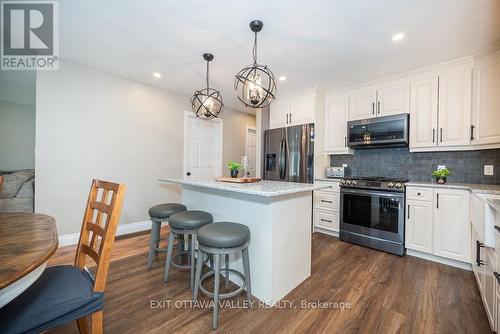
228 161 242 178
432 167 451 184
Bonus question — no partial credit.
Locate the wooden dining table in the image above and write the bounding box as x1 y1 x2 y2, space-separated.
0 213 58 308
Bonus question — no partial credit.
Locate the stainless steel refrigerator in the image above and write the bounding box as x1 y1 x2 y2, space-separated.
263 123 314 183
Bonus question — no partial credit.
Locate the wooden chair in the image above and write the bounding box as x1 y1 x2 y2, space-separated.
0 179 126 334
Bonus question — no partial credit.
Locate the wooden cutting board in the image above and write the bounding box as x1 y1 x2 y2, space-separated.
215 177 261 183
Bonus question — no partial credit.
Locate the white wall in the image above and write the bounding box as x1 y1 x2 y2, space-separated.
0 101 36 171
36 60 255 236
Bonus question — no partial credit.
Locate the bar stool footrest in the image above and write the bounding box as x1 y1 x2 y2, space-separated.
170 250 192 269
199 269 246 299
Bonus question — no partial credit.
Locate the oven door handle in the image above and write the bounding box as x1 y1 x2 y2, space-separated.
340 188 404 199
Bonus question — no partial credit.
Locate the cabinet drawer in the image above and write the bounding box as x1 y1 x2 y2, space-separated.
315 181 340 193
406 187 433 202
314 209 339 232
314 191 339 211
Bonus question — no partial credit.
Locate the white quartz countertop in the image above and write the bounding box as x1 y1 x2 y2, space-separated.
406 181 500 195
159 178 328 197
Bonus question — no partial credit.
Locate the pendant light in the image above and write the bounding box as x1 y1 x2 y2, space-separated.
234 20 276 109
191 53 224 119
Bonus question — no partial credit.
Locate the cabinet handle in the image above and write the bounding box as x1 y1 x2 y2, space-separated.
440 128 443 142
417 192 421 196
289 113 292 123
320 219 332 223
470 125 475 141
321 200 333 203
494 272 500 284
436 193 439 209
432 129 435 143
372 102 375 115
407 204 410 219
476 240 485 267
377 101 380 114
344 136 347 147
286 114 289 124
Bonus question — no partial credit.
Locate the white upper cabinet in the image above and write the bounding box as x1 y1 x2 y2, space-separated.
472 49 500 146
409 60 473 152
289 94 315 126
377 80 410 117
438 66 472 147
433 188 470 262
269 90 319 129
349 87 377 120
323 94 350 153
410 75 439 149
269 101 288 129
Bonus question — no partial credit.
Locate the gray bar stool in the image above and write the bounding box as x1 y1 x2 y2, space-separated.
164 210 213 289
193 222 251 330
147 203 187 269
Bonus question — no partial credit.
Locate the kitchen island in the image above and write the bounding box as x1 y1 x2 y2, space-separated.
159 178 327 304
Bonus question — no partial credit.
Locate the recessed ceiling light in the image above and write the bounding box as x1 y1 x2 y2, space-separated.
153 72 162 78
392 32 405 42
279 76 287 81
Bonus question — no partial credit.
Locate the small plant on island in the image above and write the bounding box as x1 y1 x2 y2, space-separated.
432 167 451 184
228 161 242 178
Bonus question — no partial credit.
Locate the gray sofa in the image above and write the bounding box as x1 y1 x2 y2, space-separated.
0 169 35 212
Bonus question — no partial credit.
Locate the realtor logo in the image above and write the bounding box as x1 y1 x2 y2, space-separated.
1 1 58 70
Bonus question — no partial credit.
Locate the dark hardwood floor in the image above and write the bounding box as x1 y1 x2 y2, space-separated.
47 230 491 333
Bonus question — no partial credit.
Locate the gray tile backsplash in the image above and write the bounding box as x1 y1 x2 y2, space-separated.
330 148 500 184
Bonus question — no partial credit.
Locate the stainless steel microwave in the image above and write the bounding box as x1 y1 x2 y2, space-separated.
347 113 409 149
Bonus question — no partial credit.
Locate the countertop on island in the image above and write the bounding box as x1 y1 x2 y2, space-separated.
406 181 500 195
159 178 328 197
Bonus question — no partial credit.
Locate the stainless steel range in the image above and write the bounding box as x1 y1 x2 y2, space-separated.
339 176 408 256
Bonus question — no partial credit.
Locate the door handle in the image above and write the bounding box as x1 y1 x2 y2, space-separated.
372 102 375 115
186 172 191 176
470 125 475 141
377 101 380 114
476 240 485 267
440 128 443 142
432 129 435 143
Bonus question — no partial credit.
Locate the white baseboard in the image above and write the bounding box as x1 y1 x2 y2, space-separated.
58 220 152 247
406 249 472 271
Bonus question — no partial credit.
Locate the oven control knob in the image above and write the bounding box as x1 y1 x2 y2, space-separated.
387 182 394 188
346 180 352 185
352 180 358 185
395 183 402 189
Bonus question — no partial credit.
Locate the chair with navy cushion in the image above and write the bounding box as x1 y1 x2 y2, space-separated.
193 222 252 330
0 179 126 334
147 203 187 269
164 210 213 290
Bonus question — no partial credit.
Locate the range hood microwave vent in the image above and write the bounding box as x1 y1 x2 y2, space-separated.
346 113 409 149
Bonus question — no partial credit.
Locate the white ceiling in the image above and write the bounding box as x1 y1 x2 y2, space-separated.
57 0 500 111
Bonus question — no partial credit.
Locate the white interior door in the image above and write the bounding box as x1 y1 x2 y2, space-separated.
184 112 223 178
245 127 257 177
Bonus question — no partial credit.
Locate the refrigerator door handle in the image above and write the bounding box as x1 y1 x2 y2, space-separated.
279 139 286 179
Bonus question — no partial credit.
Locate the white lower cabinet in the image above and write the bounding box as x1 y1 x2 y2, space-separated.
405 187 470 263
313 180 340 234
405 200 433 254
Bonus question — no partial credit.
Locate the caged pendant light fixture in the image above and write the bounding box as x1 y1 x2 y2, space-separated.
191 53 224 119
234 20 276 109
